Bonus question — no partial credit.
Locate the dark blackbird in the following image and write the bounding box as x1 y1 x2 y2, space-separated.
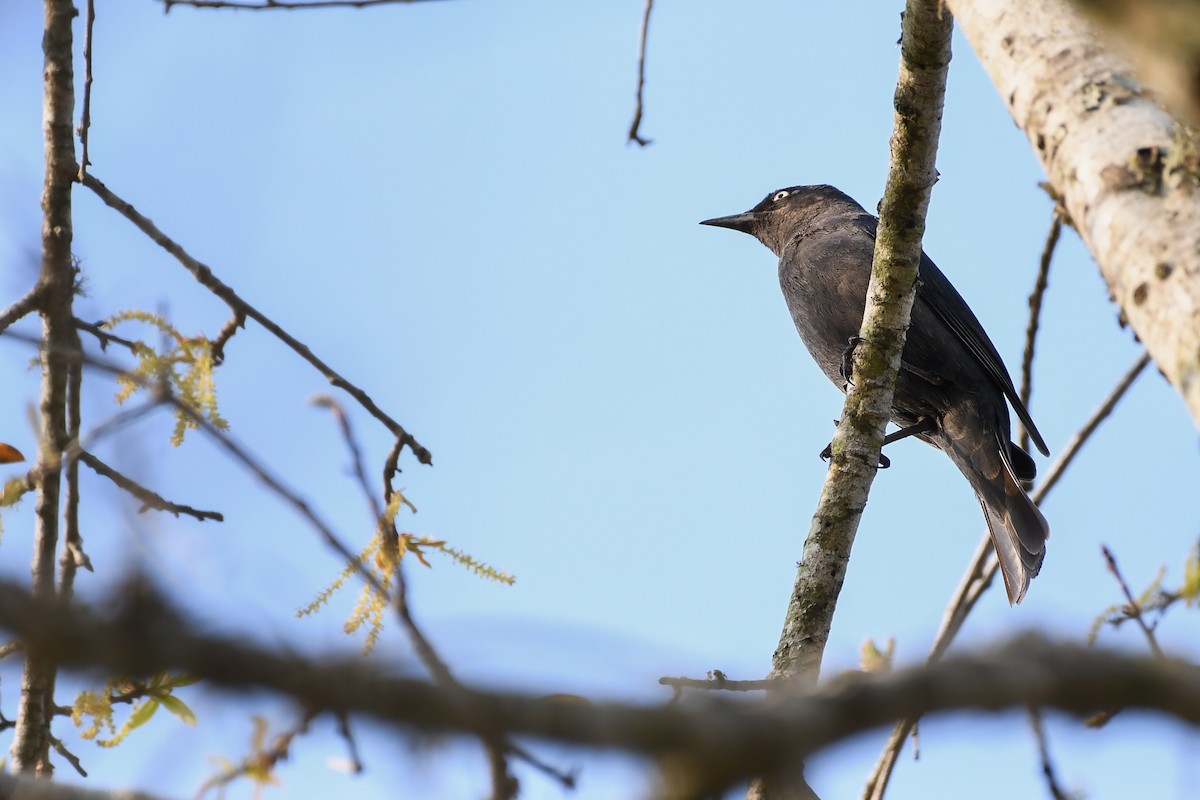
701 184 1050 604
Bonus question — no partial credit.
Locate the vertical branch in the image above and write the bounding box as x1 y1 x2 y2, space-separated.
60 359 89 596
1017 208 1061 453
14 0 80 774
749 3 953 797
77 0 95 179
626 0 654 146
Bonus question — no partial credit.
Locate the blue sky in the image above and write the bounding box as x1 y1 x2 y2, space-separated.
2 2 1199 799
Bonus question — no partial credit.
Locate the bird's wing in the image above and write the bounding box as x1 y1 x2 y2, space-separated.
915 250 1049 456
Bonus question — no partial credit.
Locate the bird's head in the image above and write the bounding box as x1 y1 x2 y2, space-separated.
700 184 862 256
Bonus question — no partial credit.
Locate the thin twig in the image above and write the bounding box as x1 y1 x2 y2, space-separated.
210 310 246 365
0 642 25 660
1027 708 1070 800
334 712 364 774
48 733 87 778
80 173 432 466
315 394 400 561
77 450 224 522
627 0 654 147
862 351 1152 800
0 287 43 335
74 319 139 353
1018 208 1061 454
76 0 96 180
1101 545 1165 659
59 358 92 587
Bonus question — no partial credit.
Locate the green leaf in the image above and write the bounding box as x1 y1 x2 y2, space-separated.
164 673 201 689
158 694 197 726
127 699 160 731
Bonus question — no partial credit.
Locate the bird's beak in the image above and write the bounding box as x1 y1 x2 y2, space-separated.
699 211 756 233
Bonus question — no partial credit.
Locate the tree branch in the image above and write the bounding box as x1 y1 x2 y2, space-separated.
948 0 1200 430
163 0 445 9
14 0 82 775
752 7 953 795
76 450 224 522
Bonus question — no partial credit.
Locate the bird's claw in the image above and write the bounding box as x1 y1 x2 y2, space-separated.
819 440 890 469
840 336 866 388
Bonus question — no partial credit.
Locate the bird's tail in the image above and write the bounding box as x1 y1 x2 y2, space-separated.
941 412 1049 605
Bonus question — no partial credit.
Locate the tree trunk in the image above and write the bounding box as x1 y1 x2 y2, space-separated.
948 0 1200 429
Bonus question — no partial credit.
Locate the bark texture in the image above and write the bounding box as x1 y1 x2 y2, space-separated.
949 0 1200 429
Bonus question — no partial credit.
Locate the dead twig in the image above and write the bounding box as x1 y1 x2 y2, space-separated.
627 0 654 146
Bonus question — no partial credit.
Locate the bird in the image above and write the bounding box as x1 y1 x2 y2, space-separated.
701 184 1050 604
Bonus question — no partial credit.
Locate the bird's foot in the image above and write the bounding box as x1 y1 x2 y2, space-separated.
839 336 866 389
819 439 891 469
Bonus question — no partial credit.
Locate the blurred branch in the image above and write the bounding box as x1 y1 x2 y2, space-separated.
3 580 1200 798
1028 708 1071 800
79 173 433 467
163 0 447 9
863 350 1152 799
0 772 167 800
627 0 654 146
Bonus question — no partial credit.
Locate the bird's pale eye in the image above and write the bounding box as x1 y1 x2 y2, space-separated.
772 190 790 202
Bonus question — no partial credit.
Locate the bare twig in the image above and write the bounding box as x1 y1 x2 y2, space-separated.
0 287 43 335
334 712 364 774
59 359 92 586
209 310 245 365
313 396 380 519
1027 708 1070 800
1018 208 1062 454
863 351 1153 799
47 733 86 778
76 0 96 180
627 0 654 147
1101 545 1165 659
77 450 224 522
0 641 26 660
80 173 433 467
74 319 139 353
